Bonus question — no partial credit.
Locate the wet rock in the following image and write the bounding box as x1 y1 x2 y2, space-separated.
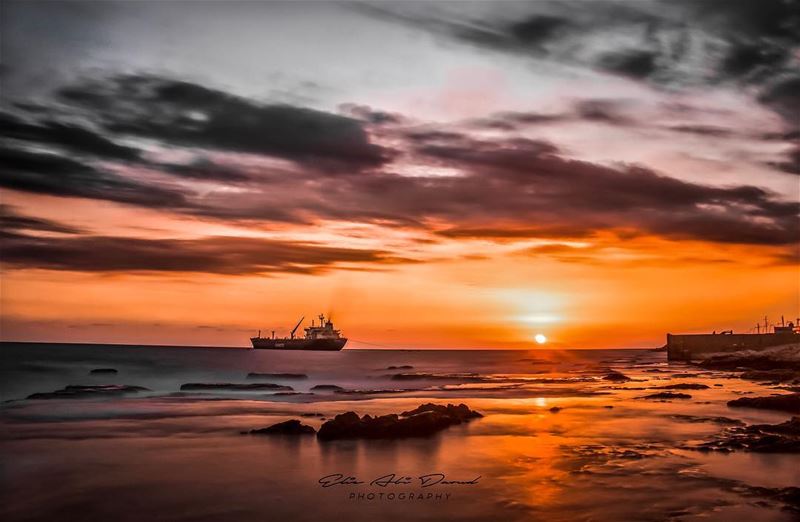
549 406 563 413
739 369 799 383
694 417 800 453
27 384 149 400
389 372 487 382
317 403 482 440
699 350 800 371
310 384 345 391
602 371 631 382
271 391 313 396
727 393 800 414
386 365 414 370
247 372 308 380
179 383 293 391
640 392 692 400
669 414 744 426
654 383 710 390
244 419 316 436
89 368 118 375
334 388 410 395
670 373 701 378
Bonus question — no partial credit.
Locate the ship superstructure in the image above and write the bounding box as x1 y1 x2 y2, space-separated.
251 314 347 351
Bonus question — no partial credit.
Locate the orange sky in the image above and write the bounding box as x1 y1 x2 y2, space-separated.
1 1 798 348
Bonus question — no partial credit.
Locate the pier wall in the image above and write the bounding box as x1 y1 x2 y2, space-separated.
666 333 799 361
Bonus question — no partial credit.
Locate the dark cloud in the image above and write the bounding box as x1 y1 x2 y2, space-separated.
1 232 412 275
597 50 658 79
57 74 395 172
769 145 800 175
0 145 188 208
0 111 142 161
339 103 405 126
758 75 800 128
157 159 253 183
0 205 83 235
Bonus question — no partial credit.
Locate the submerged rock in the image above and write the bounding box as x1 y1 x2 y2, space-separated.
727 393 800 414
654 383 710 390
640 392 692 400
27 384 149 400
389 372 486 382
310 384 345 391
317 403 482 440
179 383 293 391
89 368 118 375
386 365 414 370
244 419 316 436
247 372 308 380
694 417 800 453
739 369 800 383
602 371 631 382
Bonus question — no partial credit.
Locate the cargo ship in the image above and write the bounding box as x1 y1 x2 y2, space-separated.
251 314 347 351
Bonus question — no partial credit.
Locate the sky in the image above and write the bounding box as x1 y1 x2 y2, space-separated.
1 0 798 349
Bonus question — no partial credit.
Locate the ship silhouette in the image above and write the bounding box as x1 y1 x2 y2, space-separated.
251 314 347 351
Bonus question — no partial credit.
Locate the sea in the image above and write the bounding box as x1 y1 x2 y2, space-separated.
1 342 797 522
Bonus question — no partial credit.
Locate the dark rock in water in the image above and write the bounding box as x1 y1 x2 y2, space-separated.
271 391 312 396
387 365 414 370
640 392 692 400
549 406 563 413
400 403 483 420
669 414 744 426
300 412 324 417
670 373 701 378
27 384 149 400
602 371 631 382
244 419 316 436
89 368 118 375
390 372 486 382
700 353 800 371
727 393 800 414
180 383 293 391
334 388 410 395
247 372 308 380
310 384 345 391
654 383 710 390
739 369 800 383
317 403 482 440
694 417 800 453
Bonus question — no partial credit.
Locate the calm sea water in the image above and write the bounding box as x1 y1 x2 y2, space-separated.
1 343 797 522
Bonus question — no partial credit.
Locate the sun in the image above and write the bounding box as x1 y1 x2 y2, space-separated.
534 333 547 344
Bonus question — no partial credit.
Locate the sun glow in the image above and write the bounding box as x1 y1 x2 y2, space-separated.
535 333 547 344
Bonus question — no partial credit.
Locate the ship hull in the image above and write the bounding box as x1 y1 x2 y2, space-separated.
250 337 347 351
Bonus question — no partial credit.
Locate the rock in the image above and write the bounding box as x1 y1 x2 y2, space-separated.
602 371 631 382
247 372 308 380
317 403 482 441
739 369 800 383
549 406 563 413
300 412 324 417
271 391 312 396
389 372 486 382
89 368 118 375
727 393 800 414
27 384 149 400
179 383 293 391
654 383 710 390
640 392 692 400
310 384 345 391
400 403 483 420
694 417 800 453
244 419 316 436
387 365 414 370
700 351 800 371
